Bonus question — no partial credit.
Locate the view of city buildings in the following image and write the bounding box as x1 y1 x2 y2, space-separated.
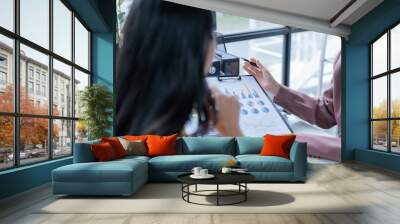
0 0 91 170
0 40 88 170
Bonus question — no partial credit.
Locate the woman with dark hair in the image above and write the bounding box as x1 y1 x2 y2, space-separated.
116 0 242 136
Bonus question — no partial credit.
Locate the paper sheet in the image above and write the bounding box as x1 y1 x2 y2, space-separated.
184 75 292 136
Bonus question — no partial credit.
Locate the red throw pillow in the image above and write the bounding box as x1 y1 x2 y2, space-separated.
91 142 118 161
260 134 296 159
101 137 126 158
146 134 177 157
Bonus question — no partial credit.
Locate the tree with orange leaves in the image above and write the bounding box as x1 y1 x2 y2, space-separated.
0 84 59 152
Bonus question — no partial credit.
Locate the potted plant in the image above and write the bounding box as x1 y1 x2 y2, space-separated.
79 84 113 140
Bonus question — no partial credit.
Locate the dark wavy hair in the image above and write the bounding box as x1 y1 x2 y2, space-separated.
116 0 215 136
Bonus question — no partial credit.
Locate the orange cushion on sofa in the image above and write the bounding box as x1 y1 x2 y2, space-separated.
91 142 118 162
260 134 296 159
101 137 126 158
146 134 177 157
124 135 148 141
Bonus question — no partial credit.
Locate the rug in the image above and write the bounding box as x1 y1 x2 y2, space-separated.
37 183 362 214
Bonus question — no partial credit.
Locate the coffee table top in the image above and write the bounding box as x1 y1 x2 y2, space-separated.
177 172 255 185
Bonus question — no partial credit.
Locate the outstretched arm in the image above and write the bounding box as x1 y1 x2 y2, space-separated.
274 85 336 129
244 58 337 129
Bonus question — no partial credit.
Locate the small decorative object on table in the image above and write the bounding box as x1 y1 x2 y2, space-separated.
221 159 246 173
190 167 214 179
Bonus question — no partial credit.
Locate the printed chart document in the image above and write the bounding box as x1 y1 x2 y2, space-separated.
206 75 292 136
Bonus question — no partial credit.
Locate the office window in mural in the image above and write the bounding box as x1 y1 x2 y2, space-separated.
0 0 91 170
371 23 400 153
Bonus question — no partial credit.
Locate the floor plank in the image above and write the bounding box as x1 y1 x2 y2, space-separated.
1 161 400 224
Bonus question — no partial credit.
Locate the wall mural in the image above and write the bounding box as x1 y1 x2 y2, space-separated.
116 0 134 44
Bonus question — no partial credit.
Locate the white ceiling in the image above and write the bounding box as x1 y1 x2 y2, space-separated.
164 0 384 38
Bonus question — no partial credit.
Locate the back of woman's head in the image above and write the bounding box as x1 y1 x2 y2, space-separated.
116 0 214 135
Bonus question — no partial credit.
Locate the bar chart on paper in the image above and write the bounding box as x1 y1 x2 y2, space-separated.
206 75 292 136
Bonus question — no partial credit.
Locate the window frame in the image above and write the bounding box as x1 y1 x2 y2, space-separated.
0 0 92 171
218 26 305 86
369 20 400 154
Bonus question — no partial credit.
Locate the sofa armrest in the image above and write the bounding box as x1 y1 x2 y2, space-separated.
289 141 307 181
73 140 99 163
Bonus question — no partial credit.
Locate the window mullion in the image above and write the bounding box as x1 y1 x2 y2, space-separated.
388 30 391 153
282 30 291 86
13 0 21 167
48 0 54 160
71 10 76 155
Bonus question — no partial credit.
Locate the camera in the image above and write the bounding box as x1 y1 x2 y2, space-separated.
207 50 240 77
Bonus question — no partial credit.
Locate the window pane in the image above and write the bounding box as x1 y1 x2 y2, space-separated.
290 32 341 97
391 120 400 153
372 121 388 151
53 59 72 117
53 119 72 158
226 36 283 83
75 120 88 143
74 69 89 118
391 24 400 70
20 117 49 165
0 116 13 170
20 0 49 49
0 0 14 31
0 34 14 112
216 12 283 35
372 33 387 76
391 72 400 118
53 0 72 60
372 77 387 119
75 18 89 70
20 44 49 115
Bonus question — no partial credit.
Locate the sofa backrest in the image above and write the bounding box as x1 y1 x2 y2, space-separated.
177 137 236 155
235 137 263 155
73 139 100 163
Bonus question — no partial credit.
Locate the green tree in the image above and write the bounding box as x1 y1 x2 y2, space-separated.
79 84 113 140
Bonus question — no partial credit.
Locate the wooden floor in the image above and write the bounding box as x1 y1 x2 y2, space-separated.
1 162 400 224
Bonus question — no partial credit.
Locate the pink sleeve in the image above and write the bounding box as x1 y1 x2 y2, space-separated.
273 85 336 129
296 133 341 161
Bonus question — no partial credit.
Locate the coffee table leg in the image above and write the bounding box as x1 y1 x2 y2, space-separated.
187 184 190 202
216 184 219 206
245 183 247 201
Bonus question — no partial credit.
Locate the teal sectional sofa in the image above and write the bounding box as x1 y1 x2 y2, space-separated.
52 137 307 196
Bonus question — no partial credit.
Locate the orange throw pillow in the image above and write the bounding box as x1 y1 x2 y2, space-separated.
260 134 296 159
91 142 118 161
146 134 177 157
101 137 126 158
124 135 148 141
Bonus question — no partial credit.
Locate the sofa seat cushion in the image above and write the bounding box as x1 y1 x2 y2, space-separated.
149 154 235 172
53 159 147 183
236 155 293 172
117 155 150 163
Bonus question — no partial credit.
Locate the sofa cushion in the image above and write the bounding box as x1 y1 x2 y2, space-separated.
236 155 293 172
91 142 118 161
260 134 296 159
53 158 147 183
177 137 235 155
118 137 147 156
147 134 177 157
236 137 263 155
101 137 127 158
149 154 235 172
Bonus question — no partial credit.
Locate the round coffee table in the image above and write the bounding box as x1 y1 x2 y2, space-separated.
177 173 255 206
